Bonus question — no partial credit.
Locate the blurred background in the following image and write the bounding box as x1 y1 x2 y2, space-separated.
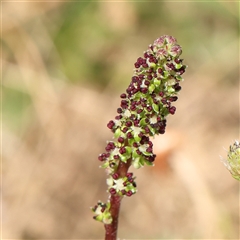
2 1 239 239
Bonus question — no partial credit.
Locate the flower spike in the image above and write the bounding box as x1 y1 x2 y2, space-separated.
92 35 186 239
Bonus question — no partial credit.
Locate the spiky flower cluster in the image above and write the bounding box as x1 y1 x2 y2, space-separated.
222 140 240 181
92 201 112 224
107 172 137 197
92 35 186 223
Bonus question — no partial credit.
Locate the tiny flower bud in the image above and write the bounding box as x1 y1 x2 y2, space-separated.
169 106 176 115
126 190 133 197
121 189 126 195
118 137 125 143
126 172 133 178
109 188 116 195
117 108 123 114
126 121 133 127
127 132 133 139
107 120 115 129
119 147 126 154
120 93 127 98
112 173 119 180
98 155 104 161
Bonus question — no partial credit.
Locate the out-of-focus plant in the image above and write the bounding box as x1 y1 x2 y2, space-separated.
222 140 240 181
91 35 186 239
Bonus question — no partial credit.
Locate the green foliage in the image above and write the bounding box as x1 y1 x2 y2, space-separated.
3 87 32 133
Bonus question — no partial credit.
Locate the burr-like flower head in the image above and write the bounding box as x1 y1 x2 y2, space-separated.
222 140 240 181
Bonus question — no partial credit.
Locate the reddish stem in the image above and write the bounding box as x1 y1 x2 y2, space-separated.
104 195 122 240
104 159 132 240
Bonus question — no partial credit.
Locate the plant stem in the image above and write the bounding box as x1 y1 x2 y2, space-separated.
104 195 122 240
104 159 132 240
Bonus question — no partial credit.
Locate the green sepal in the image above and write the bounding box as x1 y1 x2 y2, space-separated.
94 214 104 222
148 62 156 68
166 78 176 86
139 117 146 127
148 125 156 136
144 159 154 166
167 86 175 93
153 78 161 87
132 159 141 169
108 153 115 160
114 128 122 138
149 84 155 93
232 175 240 181
163 71 169 79
176 75 183 81
132 157 145 169
142 151 153 156
160 107 169 117
133 92 143 101
103 212 113 224
121 148 132 160
101 162 109 169
128 138 135 146
175 63 182 69
134 134 141 142
139 157 145 167
115 142 122 148
148 96 153 105
125 146 132 155
132 149 139 159
152 103 159 113
120 154 128 163
125 184 137 194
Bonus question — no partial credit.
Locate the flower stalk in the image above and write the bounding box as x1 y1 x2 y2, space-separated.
92 35 186 239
